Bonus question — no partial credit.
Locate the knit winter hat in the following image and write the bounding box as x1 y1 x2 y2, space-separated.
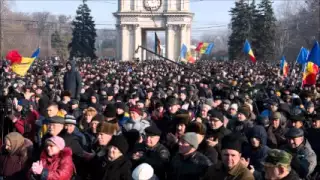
65 114 77 125
109 135 129 154
238 106 250 118
132 163 155 180
46 136 65 150
182 132 199 149
129 106 143 116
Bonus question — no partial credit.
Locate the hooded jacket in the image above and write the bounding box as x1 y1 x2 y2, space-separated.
63 61 82 99
29 147 74 180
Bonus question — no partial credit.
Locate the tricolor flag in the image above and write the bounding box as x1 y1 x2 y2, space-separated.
243 40 256 63
180 44 195 63
204 43 214 55
280 56 289 77
307 41 320 66
6 48 40 76
195 42 209 54
302 61 318 86
154 32 161 54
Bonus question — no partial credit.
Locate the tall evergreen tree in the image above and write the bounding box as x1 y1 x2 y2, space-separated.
248 0 260 56
256 0 276 61
228 0 251 60
69 0 97 59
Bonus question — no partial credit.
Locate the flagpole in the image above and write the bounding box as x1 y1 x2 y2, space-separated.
290 47 303 79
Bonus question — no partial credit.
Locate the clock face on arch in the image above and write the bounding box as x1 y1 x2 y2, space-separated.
144 0 162 11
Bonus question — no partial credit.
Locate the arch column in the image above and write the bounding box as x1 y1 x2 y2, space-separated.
166 24 174 60
133 25 141 60
120 24 129 61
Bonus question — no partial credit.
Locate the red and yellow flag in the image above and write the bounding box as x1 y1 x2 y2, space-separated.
303 62 319 86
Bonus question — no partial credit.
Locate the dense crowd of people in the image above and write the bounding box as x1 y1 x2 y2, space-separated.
0 58 319 180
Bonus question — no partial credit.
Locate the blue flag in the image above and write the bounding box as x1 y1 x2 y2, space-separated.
280 56 285 69
31 48 40 58
180 44 187 58
308 41 320 66
296 47 309 64
204 43 214 55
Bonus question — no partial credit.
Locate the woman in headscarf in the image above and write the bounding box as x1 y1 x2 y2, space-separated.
29 136 74 180
0 132 33 180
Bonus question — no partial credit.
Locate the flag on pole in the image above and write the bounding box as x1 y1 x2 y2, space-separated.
302 61 318 86
296 47 309 64
204 43 214 55
280 56 289 77
180 44 188 63
243 40 256 63
6 48 40 76
154 32 161 54
187 51 195 63
307 41 320 66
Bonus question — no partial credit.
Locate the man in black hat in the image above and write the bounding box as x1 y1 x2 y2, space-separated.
70 99 82 121
132 125 170 180
281 128 317 178
203 134 254 180
63 60 82 100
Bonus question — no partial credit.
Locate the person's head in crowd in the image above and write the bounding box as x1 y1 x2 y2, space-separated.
270 101 279 112
146 88 153 99
64 115 77 134
83 107 98 124
107 135 128 161
132 163 157 180
237 106 250 121
32 84 37 91
145 125 161 148
201 100 212 118
104 104 117 121
70 100 79 110
66 61 73 71
179 132 199 155
229 103 238 116
137 100 145 109
97 122 119 146
208 109 224 130
285 128 304 149
306 102 315 114
222 99 231 111
249 126 267 148
257 115 270 128
90 95 98 104
180 90 187 102
48 116 65 136
115 102 127 116
5 132 25 155
107 89 114 101
90 114 104 133
312 115 320 129
167 98 180 114
61 90 72 103
45 136 66 156
175 114 191 137
186 121 206 143
129 106 143 121
155 101 164 112
221 134 243 170
213 96 222 108
290 115 305 129
263 149 293 180
271 112 281 128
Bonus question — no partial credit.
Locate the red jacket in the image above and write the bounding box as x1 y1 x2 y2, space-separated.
14 110 39 141
30 147 74 180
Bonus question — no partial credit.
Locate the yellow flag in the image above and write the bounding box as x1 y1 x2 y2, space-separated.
11 57 35 76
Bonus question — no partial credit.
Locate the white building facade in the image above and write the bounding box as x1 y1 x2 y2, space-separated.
114 0 193 61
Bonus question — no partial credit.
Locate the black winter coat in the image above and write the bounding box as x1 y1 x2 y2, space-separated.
132 143 170 180
63 61 82 99
168 151 212 180
91 156 132 180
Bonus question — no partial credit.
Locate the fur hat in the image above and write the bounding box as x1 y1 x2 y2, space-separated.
109 135 129 154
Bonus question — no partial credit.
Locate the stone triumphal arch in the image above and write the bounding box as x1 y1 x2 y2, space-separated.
114 0 193 61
